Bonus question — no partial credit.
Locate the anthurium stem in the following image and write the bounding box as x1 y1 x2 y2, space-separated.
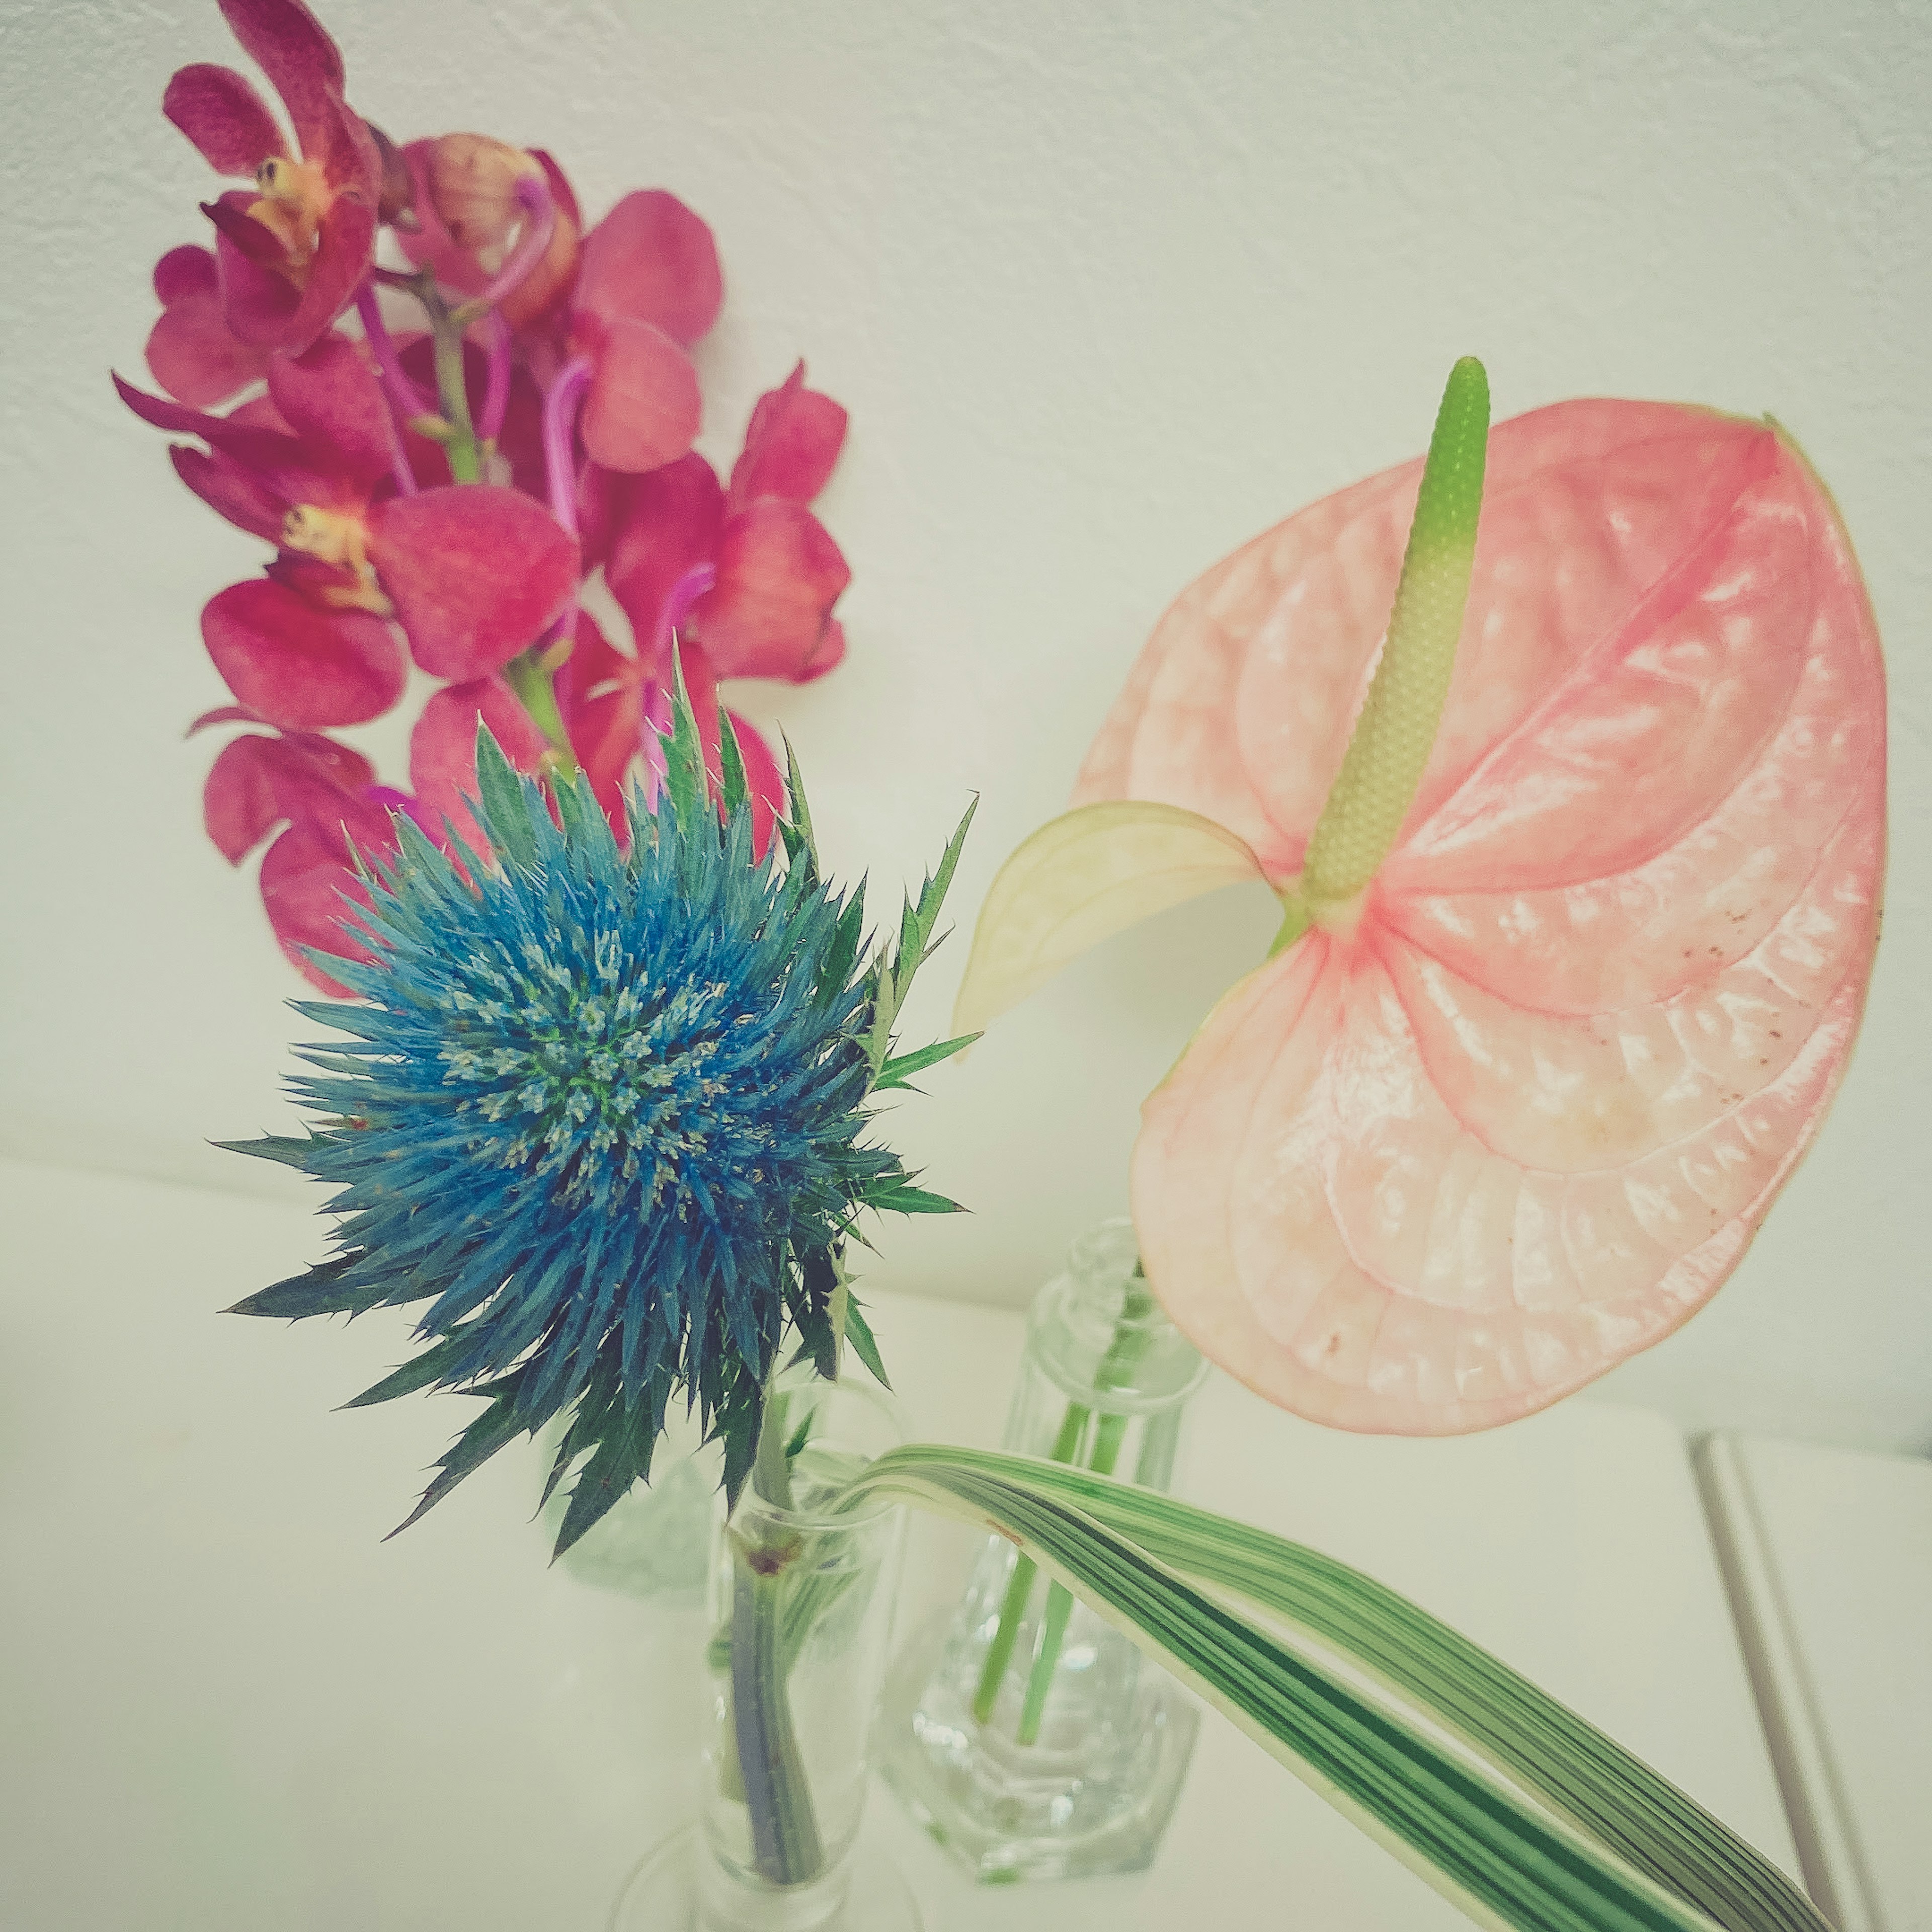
1272 356 1489 953
971 1268 1160 1742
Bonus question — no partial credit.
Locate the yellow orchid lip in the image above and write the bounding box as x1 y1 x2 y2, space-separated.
281 503 392 615
249 154 333 266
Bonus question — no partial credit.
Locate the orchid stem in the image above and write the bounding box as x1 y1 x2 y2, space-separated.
420 283 482 484
502 649 578 780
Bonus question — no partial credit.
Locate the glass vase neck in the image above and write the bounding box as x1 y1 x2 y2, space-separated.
1029 1218 1208 1413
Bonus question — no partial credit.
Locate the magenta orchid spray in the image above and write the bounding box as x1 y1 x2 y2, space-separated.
122 0 852 992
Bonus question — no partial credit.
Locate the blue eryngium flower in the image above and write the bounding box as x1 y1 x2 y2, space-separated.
227 710 975 1555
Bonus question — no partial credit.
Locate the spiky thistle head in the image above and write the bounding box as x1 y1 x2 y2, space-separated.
227 693 977 1555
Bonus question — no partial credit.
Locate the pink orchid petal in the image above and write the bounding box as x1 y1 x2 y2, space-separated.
206 194 303 346
280 195 377 353
798 615 846 682
202 577 406 728
228 392 294 434
267 334 391 486
572 462 625 574
409 676 553 854
203 728 378 862
578 318 701 474
206 734 292 862
726 361 848 514
553 607 629 740
170 444 284 542
189 705 264 734
573 189 721 346
303 87 382 210
527 149 581 233
604 453 725 664
115 371 343 508
697 499 850 680
366 486 578 679
163 62 287 176
154 245 220 306
145 285 272 407
215 0 348 158
258 821 379 993
1098 401 1886 1433
567 688 641 834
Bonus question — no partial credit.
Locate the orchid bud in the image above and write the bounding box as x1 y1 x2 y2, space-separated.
418 133 579 325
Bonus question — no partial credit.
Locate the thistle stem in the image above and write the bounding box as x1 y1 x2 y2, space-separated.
728 1387 827 1887
729 1542 825 1885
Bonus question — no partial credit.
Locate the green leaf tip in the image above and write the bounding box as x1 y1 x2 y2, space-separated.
1294 355 1491 922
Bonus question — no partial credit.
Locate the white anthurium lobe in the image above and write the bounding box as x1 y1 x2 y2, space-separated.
949 799 1269 1039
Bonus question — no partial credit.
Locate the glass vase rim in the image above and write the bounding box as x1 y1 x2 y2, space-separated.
731 1362 905 1532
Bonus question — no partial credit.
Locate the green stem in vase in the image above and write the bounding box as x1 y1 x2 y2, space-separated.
729 1538 826 1885
973 1267 1161 1742
726 1386 828 1886
969 1399 1086 1723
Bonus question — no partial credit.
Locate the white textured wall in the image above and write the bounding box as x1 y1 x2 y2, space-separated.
3 0 1926 1451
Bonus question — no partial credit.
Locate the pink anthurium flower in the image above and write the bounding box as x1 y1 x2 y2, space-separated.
163 0 381 354
954 364 1886 1436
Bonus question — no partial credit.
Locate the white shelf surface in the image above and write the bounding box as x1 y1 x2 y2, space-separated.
0 1157 1798 1928
1699 1433 1932 1932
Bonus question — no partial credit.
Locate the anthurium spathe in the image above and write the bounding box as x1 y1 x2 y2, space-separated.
955 361 1886 1435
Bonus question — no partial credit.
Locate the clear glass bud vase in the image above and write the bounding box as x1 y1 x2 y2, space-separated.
615 1365 919 1931
879 1220 1208 1882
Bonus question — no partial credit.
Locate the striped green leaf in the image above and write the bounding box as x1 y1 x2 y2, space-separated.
846 1444 1822 1932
